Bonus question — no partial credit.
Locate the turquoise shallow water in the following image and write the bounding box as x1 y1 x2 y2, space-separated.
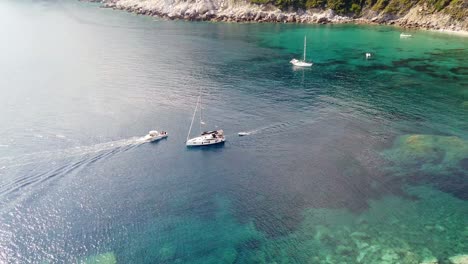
0 1 467 263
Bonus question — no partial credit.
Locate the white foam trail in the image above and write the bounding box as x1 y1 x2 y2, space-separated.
0 137 148 169
0 136 159 200
237 122 291 136
236 119 319 139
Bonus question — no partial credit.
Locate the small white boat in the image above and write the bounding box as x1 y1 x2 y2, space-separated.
365 52 372 59
290 36 313 67
400 33 412 38
238 132 249 136
144 130 168 142
186 91 225 147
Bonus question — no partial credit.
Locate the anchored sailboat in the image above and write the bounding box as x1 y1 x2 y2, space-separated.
186 90 225 147
400 33 412 38
290 36 313 67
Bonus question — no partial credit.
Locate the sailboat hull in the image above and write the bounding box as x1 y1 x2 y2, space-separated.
291 60 313 67
186 130 226 147
186 136 226 146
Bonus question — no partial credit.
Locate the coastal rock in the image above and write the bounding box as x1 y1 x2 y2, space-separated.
322 9 335 19
317 16 329 24
98 0 468 32
254 12 264 21
276 13 285 22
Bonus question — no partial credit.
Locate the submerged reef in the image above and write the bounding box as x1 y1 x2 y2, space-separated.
382 134 468 199
83 134 467 263
111 187 466 263
82 252 117 264
245 186 467 264
383 134 468 176
117 197 264 264
449 255 468 264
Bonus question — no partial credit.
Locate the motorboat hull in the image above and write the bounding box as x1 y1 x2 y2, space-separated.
144 134 168 142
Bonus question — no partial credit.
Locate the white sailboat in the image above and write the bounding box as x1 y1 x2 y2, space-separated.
400 33 412 38
186 91 225 147
290 36 313 67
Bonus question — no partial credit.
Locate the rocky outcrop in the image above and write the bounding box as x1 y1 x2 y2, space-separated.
91 0 468 33
396 4 468 32
98 0 351 24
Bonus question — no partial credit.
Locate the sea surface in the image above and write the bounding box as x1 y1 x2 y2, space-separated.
0 0 467 263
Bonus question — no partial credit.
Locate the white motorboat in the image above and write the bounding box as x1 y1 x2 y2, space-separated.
186 91 225 147
400 33 412 38
144 130 168 142
238 132 249 136
365 52 372 59
290 36 313 67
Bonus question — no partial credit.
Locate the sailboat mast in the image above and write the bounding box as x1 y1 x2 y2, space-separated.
199 91 203 134
303 36 306 61
187 95 200 141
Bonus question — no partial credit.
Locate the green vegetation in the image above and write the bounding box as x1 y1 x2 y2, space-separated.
249 0 467 18
275 0 306 10
250 0 271 4
305 0 327 8
383 0 419 14
443 0 468 20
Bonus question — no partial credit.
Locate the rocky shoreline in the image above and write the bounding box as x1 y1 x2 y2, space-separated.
89 0 467 34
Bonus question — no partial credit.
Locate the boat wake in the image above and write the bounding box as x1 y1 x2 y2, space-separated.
0 137 150 170
236 120 312 138
0 136 154 199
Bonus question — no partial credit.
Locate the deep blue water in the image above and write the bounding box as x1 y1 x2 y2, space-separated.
0 1 467 263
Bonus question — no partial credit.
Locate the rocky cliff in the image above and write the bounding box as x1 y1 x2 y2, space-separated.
94 0 468 32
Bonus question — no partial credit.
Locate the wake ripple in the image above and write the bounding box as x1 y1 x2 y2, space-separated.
0 136 152 197
236 119 314 137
